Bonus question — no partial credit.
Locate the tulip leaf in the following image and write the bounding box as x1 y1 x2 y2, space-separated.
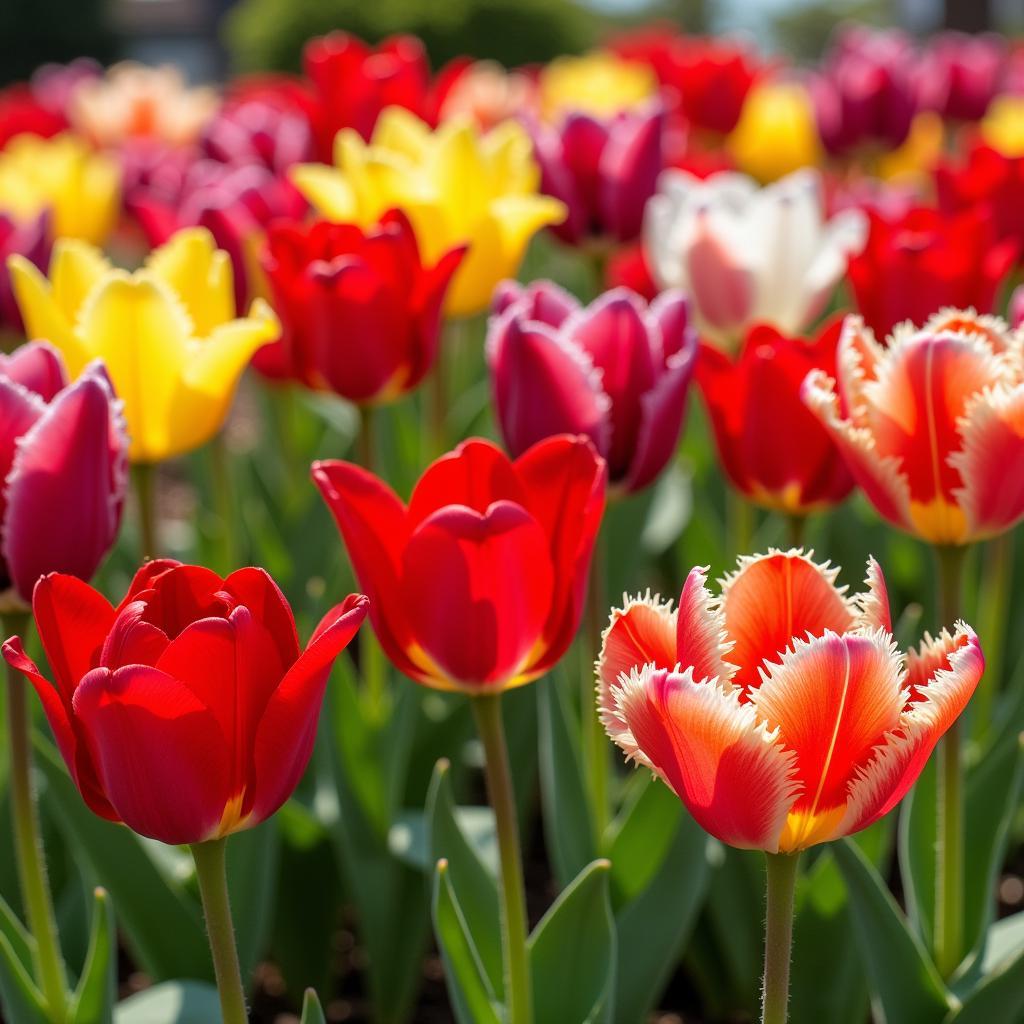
530 859 615 1024
113 981 221 1023
945 919 1024 1024
299 988 327 1024
833 838 952 1024
69 887 116 1024
0 893 34 977
0 901 47 1024
431 861 502 1024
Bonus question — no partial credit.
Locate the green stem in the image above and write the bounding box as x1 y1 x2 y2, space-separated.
728 489 755 558
132 461 159 560
190 838 248 1024
934 543 967 978
784 513 806 549
761 852 800 1024
209 434 237 573
4 610 69 1022
471 694 532 1024
972 532 1012 744
582 525 609 842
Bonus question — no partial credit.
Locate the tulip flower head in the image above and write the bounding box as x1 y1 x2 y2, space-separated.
916 31 1007 123
0 84 66 148
0 343 126 605
314 435 606 693
644 168 866 350
292 107 566 317
9 227 279 462
201 95 315 175
2 562 367 844
538 51 657 121
433 60 537 132
487 281 696 494
804 310 1024 546
599 550 983 852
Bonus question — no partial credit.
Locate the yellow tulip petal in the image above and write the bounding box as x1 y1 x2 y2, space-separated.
290 163 361 223
76 149 121 245
371 106 431 159
146 227 235 334
491 194 567 257
50 239 112 321
7 254 88 370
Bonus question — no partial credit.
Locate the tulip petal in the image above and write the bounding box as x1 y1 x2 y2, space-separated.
676 566 737 686
224 566 301 667
99 601 170 669
852 556 892 633
123 563 227 638
0 341 66 401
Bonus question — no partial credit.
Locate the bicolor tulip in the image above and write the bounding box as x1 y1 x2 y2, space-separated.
292 108 565 317
697 318 853 514
257 210 464 401
846 206 1017 340
313 435 606 692
9 227 279 462
2 561 367 844
0 343 126 603
803 310 1024 545
0 210 49 332
644 168 865 350
598 550 983 852
538 51 657 121
487 281 696 493
916 31 1006 123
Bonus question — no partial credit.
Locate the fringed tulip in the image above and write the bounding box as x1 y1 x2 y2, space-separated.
538 52 656 121
2 562 367 844
257 211 464 400
0 343 127 604
9 227 279 462
313 435 606 693
598 550 983 852
697 318 853 514
487 281 696 493
803 310 1024 545
645 168 865 350
292 108 565 317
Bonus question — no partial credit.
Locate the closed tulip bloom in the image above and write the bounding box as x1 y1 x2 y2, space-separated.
916 31 1006 123
313 435 605 692
598 550 983 852
487 281 696 493
9 227 279 462
645 168 865 350
698 319 853 513
257 211 465 401
2 562 367 844
0 343 126 603
292 108 565 317
803 310 1024 545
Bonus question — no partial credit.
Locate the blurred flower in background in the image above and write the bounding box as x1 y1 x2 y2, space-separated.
916 31 1006 123
538 51 656 121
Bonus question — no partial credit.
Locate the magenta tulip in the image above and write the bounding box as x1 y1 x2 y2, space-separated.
0 211 50 333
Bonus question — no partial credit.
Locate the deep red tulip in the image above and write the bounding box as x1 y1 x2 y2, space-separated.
201 96 315 175
488 281 697 493
697 318 854 514
848 206 1018 340
313 435 606 692
257 211 464 401
2 561 367 844
0 210 50 332
916 31 1006 122
0 344 126 602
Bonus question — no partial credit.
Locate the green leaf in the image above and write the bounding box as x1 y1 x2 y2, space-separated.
945 926 1024 1024
431 861 501 1024
0 922 46 1024
833 839 952 1024
0 893 34 977
530 860 615 1024
69 888 116 1024
226 818 280 978
299 988 327 1024
113 982 221 1024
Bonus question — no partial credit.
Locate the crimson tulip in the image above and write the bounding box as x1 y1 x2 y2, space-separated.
2 561 367 844
257 211 464 401
313 435 606 692
916 31 1006 122
0 344 126 603
487 281 697 494
697 318 853 514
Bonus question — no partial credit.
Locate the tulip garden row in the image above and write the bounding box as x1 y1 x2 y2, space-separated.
1 18 1024 1024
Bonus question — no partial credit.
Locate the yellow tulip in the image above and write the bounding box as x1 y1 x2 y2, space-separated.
727 81 823 183
8 227 278 463
0 133 120 245
980 95 1024 157
291 107 566 317
538 51 656 120
876 111 944 184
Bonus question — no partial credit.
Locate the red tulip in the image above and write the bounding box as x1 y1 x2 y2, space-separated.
0 344 126 601
598 551 983 851
257 211 465 401
697 318 854 514
605 242 659 302
0 84 66 148
2 561 367 844
487 281 697 494
313 435 606 692
847 206 1018 340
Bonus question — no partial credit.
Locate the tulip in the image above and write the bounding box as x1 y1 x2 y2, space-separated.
9 227 279 463
538 51 657 122
644 168 865 350
0 211 49 333
258 211 464 399
29 58 101 120
846 206 1017 340
292 108 565 317
697 318 853 515
980 95 1024 157
0 84 66 148
487 281 696 493
200 96 315 174
432 59 537 132
916 31 1006 123
605 241 659 302
313 434 605 692
0 133 120 246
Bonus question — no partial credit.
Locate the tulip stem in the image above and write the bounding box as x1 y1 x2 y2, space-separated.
728 489 755 557
209 434 238 573
934 542 967 978
471 694 532 1024
4 610 69 1022
761 851 800 1024
972 532 1012 744
191 838 248 1024
784 513 805 549
132 461 160 559
583 527 610 841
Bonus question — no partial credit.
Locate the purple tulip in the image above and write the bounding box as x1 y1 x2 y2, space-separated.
0 211 50 333
529 103 665 246
487 280 697 494
916 31 1006 122
0 344 127 601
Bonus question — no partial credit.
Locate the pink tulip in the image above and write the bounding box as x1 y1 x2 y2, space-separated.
200 96 314 175
916 31 1006 122
487 281 697 494
0 211 50 332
